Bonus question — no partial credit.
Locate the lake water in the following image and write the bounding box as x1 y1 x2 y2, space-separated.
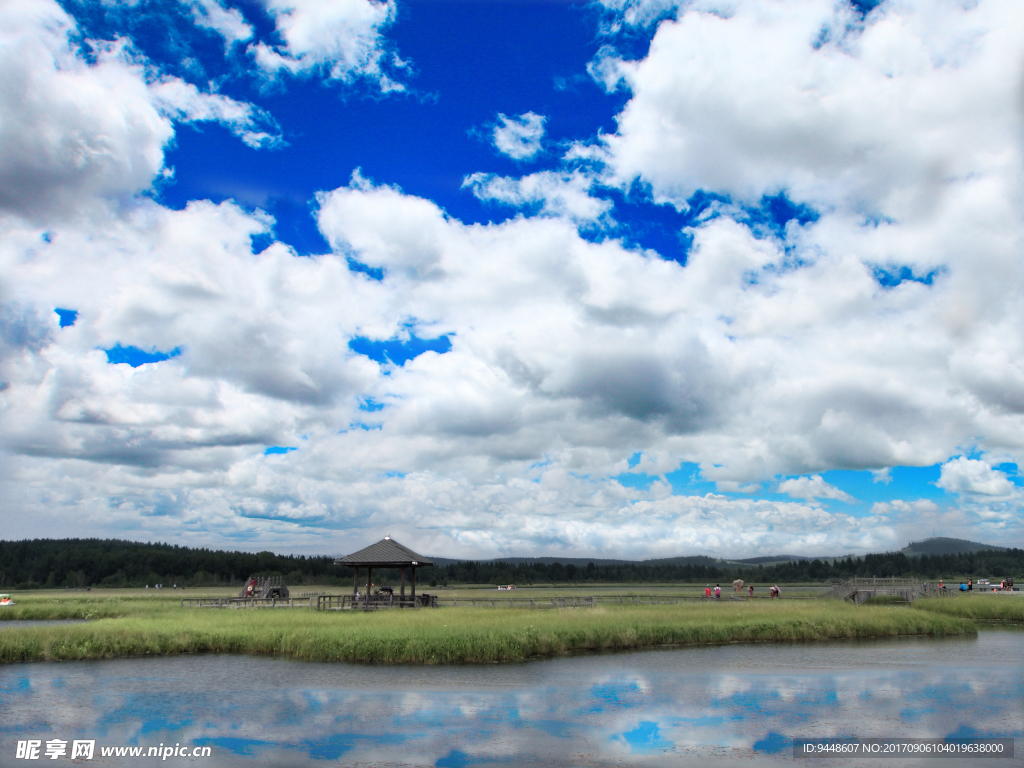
1 629 1021 767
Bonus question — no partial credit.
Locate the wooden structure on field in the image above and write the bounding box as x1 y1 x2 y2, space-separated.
239 575 289 599
181 596 313 609
335 536 434 608
822 577 935 603
318 593 437 610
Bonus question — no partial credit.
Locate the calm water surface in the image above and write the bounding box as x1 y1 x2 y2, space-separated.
1 630 1021 767
0 620 88 629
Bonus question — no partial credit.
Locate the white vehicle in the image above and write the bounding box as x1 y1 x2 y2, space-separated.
0 594 15 607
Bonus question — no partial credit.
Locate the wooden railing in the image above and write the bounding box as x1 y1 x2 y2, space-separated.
318 593 708 610
183 591 833 611
433 596 596 608
318 592 815 610
821 578 926 602
325 593 793 609
317 594 437 610
180 597 313 609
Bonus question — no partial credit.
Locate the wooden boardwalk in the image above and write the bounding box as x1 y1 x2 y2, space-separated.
181 591 826 611
180 597 314 609
317 594 438 610
819 578 957 603
313 593 789 610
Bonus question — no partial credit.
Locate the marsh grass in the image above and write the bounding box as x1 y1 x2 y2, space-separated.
0 593 176 621
0 599 974 665
912 595 1024 622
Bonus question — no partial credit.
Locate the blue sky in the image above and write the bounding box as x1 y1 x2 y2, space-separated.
1 0 1023 557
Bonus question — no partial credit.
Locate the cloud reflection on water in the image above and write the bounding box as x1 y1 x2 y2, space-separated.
0 632 1022 766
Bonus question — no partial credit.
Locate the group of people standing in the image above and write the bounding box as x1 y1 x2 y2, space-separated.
950 577 1015 592
704 584 781 599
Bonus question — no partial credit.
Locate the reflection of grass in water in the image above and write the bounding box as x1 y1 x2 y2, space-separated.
0 598 974 664
912 595 1024 622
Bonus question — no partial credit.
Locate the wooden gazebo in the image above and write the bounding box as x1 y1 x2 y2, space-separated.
335 536 434 603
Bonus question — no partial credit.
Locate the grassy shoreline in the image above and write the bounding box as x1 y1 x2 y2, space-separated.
0 599 976 665
911 595 1024 622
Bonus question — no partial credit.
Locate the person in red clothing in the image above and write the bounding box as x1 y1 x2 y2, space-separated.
748 585 754 598
705 585 712 599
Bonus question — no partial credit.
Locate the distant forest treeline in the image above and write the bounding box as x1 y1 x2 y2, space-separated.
0 539 1022 590
438 550 1024 586
0 539 347 590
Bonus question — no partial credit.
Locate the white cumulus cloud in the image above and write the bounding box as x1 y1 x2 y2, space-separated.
463 170 612 225
597 0 1023 220
596 0 680 32
0 1 172 220
181 0 253 47
777 475 855 503
0 0 283 222
937 457 1016 497
5 0 1024 555
149 78 283 149
250 0 402 91
492 112 546 160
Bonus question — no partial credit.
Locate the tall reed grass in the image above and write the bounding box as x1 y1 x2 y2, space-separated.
0 594 166 621
0 600 973 665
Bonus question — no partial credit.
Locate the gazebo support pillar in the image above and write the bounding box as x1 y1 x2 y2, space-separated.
400 568 406 600
411 567 416 602
353 567 359 597
366 567 372 608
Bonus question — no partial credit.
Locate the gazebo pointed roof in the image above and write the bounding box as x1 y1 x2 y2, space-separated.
335 536 434 567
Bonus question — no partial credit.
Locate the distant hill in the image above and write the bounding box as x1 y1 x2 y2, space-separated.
900 537 1005 557
732 554 823 565
638 555 723 567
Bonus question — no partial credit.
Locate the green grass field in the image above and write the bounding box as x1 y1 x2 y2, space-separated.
0 582 831 617
0 589 978 664
911 594 1024 622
